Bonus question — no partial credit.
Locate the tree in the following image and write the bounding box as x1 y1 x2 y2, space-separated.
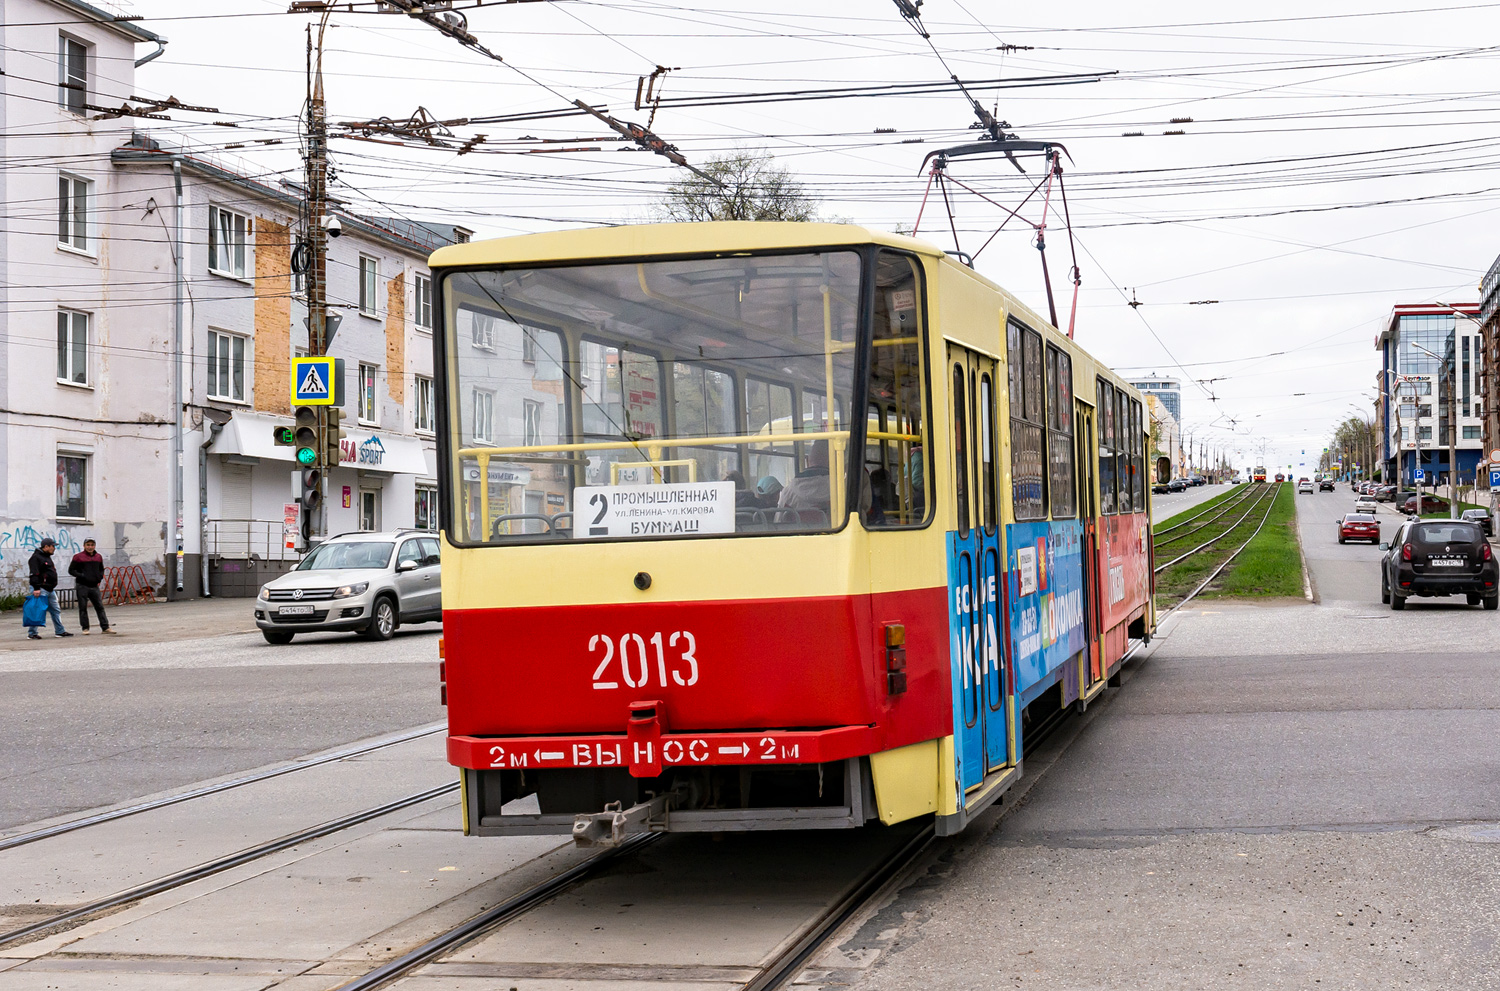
658 149 822 222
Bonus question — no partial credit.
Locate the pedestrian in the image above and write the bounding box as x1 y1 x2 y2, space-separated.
27 538 71 639
68 538 115 635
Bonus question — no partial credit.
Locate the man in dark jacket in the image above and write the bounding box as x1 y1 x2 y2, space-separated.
68 538 114 635
27 539 71 639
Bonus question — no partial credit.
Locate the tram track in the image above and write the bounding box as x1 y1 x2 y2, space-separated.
1153 482 1277 574
0 781 459 950
0 721 446 854
1151 482 1261 545
1153 482 1284 614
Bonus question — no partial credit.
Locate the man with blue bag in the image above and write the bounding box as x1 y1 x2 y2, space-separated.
25 539 72 640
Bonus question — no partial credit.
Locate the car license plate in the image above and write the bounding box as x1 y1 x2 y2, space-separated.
1429 559 1464 568
278 605 315 615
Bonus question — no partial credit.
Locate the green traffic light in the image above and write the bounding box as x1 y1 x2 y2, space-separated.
296 447 318 465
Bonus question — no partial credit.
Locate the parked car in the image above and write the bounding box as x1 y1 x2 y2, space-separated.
1152 482 1170 495
1373 484 1397 502
1337 512 1380 545
1168 478 1188 492
1297 479 1314 494
1381 518 1498 609
1319 478 1335 492
255 530 442 644
1399 493 1449 515
1354 494 1378 513
1461 508 1494 537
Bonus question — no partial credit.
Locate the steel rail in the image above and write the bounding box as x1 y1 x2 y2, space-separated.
0 722 446 853
742 825 936 991
1152 483 1260 543
1153 482 1278 575
331 834 660 991
0 781 458 949
1158 481 1284 619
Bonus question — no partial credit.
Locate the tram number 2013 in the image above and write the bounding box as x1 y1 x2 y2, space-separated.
590 631 698 690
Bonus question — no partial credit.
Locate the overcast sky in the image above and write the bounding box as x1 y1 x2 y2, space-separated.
109 0 1500 473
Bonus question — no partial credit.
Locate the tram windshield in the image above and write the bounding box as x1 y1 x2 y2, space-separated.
442 249 924 543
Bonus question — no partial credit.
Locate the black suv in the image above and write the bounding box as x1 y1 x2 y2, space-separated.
1381 519 1498 610
1318 478 1334 492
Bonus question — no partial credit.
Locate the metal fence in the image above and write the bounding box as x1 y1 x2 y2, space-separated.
207 519 299 562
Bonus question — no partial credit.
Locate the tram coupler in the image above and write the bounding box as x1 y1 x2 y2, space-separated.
571 789 679 848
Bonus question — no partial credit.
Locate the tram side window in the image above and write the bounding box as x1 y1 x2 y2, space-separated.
1131 398 1146 511
1046 345 1076 518
745 377 796 489
979 373 996 532
672 363 739 484
452 311 567 541
1098 378 1117 515
865 251 930 527
1007 318 1046 521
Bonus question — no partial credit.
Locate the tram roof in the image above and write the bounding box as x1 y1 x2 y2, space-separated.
428 221 945 270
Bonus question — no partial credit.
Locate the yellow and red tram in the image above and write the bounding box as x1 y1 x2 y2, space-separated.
431 222 1152 839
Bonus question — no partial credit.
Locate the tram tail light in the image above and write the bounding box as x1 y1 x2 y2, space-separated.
884 623 907 696
438 639 447 706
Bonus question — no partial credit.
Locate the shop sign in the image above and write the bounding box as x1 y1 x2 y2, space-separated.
341 435 387 467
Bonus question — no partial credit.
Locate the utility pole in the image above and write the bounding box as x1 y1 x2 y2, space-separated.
305 18 329 358
300 14 332 547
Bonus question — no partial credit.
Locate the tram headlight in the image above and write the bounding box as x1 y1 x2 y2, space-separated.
333 581 368 598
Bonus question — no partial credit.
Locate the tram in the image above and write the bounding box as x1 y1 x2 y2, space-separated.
430 223 1153 841
1253 466 1268 483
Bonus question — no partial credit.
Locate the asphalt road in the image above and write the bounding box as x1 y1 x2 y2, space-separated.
0 622 443 831
837 485 1500 990
1150 480 1230 522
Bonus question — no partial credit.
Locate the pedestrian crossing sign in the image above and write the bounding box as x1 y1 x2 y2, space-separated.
290 356 343 406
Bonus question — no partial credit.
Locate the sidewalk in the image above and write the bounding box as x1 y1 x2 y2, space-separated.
1 596 257 652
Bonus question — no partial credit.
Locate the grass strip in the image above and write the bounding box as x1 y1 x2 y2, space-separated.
1202 482 1304 599
1154 484 1253 533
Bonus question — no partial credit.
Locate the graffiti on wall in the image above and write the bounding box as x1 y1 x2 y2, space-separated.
0 520 165 595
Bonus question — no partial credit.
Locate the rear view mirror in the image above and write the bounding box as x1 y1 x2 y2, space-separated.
1379 542 1389 550
396 559 418 573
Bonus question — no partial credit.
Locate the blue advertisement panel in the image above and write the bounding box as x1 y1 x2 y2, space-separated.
1006 519 1087 696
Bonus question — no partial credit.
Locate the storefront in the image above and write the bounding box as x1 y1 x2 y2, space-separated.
203 411 436 594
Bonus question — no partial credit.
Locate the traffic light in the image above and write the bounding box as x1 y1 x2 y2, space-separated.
323 406 345 468
293 406 321 467
297 461 322 547
272 425 294 447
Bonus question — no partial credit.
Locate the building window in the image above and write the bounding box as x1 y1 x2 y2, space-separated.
415 375 434 433
208 206 248 278
58 174 89 251
415 485 438 531
473 389 494 442
414 274 432 330
1419 426 1432 441
56 309 89 386
58 35 87 114
471 311 495 350
523 399 543 446
521 328 538 363
359 256 379 316
358 363 379 423
57 453 88 519
207 330 247 402
1464 425 1481 440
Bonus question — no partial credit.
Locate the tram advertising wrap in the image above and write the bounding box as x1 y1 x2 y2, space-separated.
1006 520 1087 696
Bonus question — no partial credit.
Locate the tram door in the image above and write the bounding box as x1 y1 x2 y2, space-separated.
1076 403 1104 685
946 346 1007 794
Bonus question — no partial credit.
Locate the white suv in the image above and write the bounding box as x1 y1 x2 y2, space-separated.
254 531 441 644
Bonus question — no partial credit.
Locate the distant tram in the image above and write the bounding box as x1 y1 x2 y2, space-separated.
431 223 1154 840
1253 466 1268 482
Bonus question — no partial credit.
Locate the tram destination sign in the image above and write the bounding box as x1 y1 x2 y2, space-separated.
573 481 735 538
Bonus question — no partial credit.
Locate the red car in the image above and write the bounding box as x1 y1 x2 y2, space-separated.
1338 512 1381 544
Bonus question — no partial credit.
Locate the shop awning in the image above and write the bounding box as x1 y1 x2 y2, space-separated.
210 411 434 476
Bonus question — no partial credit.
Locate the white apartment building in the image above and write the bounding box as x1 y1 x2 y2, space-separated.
1 0 459 597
